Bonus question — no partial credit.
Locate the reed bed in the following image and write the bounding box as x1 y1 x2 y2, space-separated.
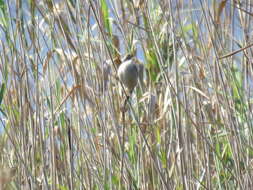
0 0 253 189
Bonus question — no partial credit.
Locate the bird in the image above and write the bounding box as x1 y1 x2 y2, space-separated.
117 55 139 93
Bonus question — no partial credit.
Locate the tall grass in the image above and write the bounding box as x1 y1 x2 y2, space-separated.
0 0 253 189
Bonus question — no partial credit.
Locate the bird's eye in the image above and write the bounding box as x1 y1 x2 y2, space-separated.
122 54 133 62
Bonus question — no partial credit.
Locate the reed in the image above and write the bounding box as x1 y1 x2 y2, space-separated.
0 0 253 189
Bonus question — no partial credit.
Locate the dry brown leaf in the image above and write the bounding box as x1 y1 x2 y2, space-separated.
199 66 206 80
53 85 81 116
216 0 227 24
43 51 53 73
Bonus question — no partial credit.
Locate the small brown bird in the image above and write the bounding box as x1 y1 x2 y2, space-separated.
117 56 139 93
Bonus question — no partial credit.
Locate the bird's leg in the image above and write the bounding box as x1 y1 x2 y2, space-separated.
120 90 133 113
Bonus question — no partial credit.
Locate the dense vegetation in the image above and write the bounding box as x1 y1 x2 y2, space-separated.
0 0 253 189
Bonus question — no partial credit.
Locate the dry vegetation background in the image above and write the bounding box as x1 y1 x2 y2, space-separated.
0 0 253 189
